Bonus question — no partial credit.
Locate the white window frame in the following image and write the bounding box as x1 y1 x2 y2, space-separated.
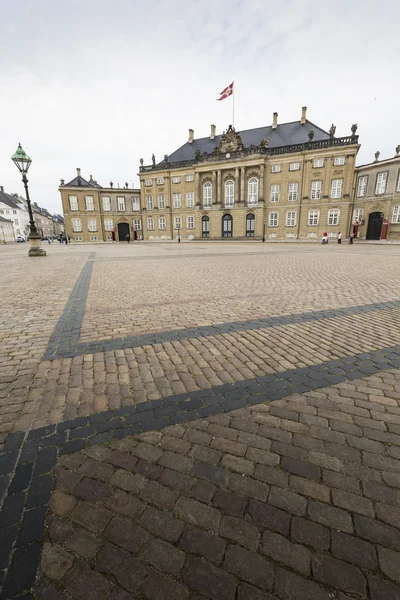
158 217 166 230
288 182 298 202
133 219 142 231
225 180 234 207
145 179 152 187
158 194 165 209
173 193 181 208
117 196 126 211
353 208 364 223
334 156 345 166
156 177 164 185
269 212 278 227
132 196 140 211
313 158 324 168
289 162 300 171
286 211 297 227
357 175 368 197
375 172 388 195
308 210 319 226
331 179 343 199
174 216 182 229
69 195 78 211
270 184 280 202
88 219 97 232
271 164 281 173
147 217 154 230
172 176 181 184
72 218 81 232
392 206 400 224
328 209 340 226
186 192 194 208
104 218 113 232
248 178 258 205
187 216 195 229
146 196 153 210
203 182 212 207
311 180 322 200
85 196 94 211
102 196 111 211
185 174 194 182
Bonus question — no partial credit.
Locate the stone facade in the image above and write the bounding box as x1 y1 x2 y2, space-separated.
138 110 360 242
59 171 141 242
352 148 400 240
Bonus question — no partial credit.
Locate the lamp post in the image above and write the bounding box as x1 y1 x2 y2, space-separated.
11 144 46 256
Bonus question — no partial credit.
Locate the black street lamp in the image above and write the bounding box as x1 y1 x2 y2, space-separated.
11 143 46 256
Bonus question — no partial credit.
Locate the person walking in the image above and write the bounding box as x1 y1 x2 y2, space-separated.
126 233 130 244
349 232 354 244
321 231 328 244
337 232 342 244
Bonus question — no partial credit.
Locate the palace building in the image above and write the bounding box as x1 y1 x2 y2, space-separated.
138 107 360 242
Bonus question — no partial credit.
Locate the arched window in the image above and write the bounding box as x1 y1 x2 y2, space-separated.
222 214 233 238
225 180 234 207
246 213 255 237
202 215 210 238
203 182 212 207
248 178 258 205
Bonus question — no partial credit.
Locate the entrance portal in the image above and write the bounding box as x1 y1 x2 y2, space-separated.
366 212 384 240
117 222 130 241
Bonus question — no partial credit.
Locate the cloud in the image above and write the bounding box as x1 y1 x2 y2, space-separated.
0 0 399 212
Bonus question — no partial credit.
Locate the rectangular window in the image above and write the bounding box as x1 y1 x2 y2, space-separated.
147 217 154 230
14 219 19 225
286 211 297 227
117 197 126 211
132 196 140 211
187 216 195 229
288 183 298 202
88 219 97 231
145 179 152 186
270 184 280 202
158 217 166 230
133 219 142 230
89 236 98 241
397 172 400 192
392 206 400 224
69 195 78 211
173 193 181 208
146 196 153 210
308 210 319 226
334 156 345 166
158 194 165 209
376 172 388 194
357 176 368 197
85 196 94 211
269 212 278 227
13 210 17 214
353 208 364 223
185 174 194 182
289 162 300 171
328 209 340 225
331 179 343 198
313 158 324 168
186 192 194 208
174 216 182 229
172 176 181 184
311 180 322 200
156 177 164 185
72 218 81 232
74 236 83 241
104 218 113 231
102 196 111 211
271 164 281 173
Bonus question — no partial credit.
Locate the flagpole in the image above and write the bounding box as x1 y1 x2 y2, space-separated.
232 83 235 127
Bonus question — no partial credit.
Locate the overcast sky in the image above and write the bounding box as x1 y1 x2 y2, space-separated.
1 0 399 213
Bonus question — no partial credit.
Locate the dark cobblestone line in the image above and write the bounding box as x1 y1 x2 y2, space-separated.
93 248 318 262
1 343 400 598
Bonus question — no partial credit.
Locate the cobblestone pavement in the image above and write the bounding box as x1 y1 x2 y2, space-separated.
1 241 400 598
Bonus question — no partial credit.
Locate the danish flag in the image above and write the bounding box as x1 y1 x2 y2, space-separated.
217 82 234 101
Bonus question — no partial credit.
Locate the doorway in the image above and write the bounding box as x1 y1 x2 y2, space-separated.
117 222 130 241
202 216 210 238
366 212 383 240
222 214 233 238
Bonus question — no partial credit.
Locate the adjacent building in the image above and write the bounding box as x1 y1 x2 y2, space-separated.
0 187 30 238
138 107 360 241
0 216 15 243
352 147 400 240
59 171 141 242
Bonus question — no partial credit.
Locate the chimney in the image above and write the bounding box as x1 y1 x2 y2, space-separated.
210 124 216 140
76 168 81 177
0 186 3 192
188 129 194 143
301 106 307 125
89 174 93 181
272 112 278 130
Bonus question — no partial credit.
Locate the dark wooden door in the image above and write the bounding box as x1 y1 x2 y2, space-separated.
366 212 383 240
117 222 130 241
